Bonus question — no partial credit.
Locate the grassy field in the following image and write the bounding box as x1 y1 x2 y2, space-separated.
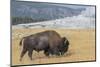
12 28 96 66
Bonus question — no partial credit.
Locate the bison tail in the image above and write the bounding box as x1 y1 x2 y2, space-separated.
19 37 25 46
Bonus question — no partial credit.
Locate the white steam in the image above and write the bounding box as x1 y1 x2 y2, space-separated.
80 7 95 17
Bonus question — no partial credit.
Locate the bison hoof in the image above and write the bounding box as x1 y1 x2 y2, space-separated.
30 58 33 60
45 53 50 56
20 58 22 61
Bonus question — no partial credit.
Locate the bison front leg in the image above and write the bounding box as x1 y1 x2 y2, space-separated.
28 49 33 60
52 48 60 56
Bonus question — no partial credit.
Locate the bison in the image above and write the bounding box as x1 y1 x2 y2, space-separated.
19 30 69 61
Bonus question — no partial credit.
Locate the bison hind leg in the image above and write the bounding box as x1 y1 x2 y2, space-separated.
44 49 50 56
20 48 27 61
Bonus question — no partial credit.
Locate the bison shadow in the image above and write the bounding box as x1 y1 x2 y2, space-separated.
32 51 73 61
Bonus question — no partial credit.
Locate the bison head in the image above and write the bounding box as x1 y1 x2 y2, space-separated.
59 37 69 55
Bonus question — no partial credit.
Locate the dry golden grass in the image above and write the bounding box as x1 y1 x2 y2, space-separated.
12 28 95 66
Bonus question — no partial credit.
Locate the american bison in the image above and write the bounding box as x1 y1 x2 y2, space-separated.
19 30 69 61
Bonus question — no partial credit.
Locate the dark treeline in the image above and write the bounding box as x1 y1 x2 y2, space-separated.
11 17 49 25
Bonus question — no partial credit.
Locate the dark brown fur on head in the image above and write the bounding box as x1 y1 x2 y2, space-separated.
58 37 69 55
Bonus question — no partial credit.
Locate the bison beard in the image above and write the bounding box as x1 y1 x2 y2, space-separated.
19 30 69 61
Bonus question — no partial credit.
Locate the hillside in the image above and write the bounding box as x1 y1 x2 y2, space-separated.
11 1 85 25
